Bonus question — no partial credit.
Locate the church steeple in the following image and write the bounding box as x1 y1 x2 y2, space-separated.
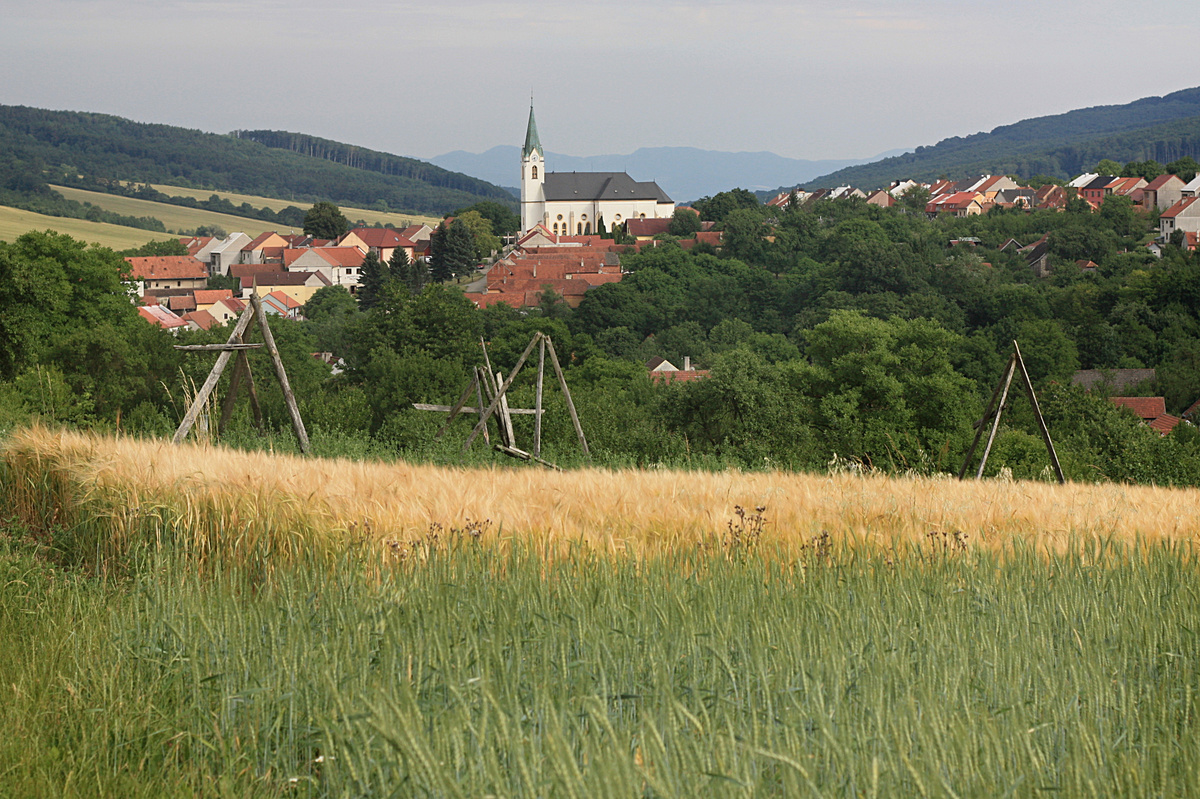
520 101 545 233
523 103 542 158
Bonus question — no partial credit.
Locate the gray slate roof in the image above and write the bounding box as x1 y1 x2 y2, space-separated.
544 172 672 204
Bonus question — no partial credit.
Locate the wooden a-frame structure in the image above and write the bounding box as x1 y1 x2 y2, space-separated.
172 293 310 453
958 340 1064 483
412 332 587 468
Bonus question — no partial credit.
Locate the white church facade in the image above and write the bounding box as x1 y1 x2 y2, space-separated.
520 106 675 235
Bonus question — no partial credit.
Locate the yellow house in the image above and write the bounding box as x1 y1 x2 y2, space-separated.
250 271 332 305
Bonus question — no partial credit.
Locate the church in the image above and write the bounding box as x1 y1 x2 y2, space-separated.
520 105 675 235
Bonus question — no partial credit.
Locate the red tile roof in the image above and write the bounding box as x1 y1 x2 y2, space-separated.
193 289 234 305
1149 414 1181 435
345 227 416 249
125 255 207 281
1145 174 1182 191
181 309 217 331
1110 396 1166 420
230 263 285 280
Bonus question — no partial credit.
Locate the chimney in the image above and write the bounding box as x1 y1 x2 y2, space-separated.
684 356 691 371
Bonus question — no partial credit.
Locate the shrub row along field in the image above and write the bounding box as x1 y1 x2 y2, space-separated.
3 427 1200 796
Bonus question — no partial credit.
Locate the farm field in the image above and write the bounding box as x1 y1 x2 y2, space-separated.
49 185 300 238
148 183 443 229
3 426 1199 796
0 204 179 249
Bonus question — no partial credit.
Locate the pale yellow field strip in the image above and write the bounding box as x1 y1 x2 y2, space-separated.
14 427 1200 558
49 186 293 237
147 184 442 228
0 205 179 249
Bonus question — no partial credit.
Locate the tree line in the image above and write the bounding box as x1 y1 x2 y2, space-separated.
5 182 1200 485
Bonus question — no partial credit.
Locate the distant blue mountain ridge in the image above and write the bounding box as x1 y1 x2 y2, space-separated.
430 145 907 205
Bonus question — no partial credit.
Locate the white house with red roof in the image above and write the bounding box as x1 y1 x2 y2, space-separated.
1160 196 1200 239
286 247 365 290
125 255 208 294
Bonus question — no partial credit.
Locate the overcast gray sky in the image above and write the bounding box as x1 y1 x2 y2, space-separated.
2 0 1197 163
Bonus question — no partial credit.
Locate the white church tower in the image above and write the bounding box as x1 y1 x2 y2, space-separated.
520 103 545 233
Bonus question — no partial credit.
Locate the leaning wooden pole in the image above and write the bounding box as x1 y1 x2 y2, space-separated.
975 353 1017 479
1013 341 1066 484
251 294 310 454
463 332 543 450
173 300 257 444
958 353 1014 479
545 337 589 456
534 337 545 457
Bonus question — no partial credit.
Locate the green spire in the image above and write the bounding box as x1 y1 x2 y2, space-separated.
523 103 542 158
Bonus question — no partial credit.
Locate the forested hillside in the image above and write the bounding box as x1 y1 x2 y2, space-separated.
0 106 514 215
806 87 1200 188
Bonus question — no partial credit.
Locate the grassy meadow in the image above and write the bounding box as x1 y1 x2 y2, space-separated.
0 205 180 249
3 426 1200 796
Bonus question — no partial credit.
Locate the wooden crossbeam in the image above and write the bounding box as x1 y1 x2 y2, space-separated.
174 343 265 352
416 403 544 415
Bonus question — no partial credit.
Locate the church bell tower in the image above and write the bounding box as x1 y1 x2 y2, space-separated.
520 103 545 233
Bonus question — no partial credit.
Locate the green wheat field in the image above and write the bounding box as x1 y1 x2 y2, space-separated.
2 428 1198 797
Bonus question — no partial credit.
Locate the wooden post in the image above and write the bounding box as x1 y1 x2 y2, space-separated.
173 299 257 444
251 294 310 454
1013 341 1066 484
218 336 249 435
462 332 543 451
975 354 1016 479
955 355 1012 479
545 337 589 456
496 370 516 447
958 341 1066 484
534 336 545 457
475 367 490 445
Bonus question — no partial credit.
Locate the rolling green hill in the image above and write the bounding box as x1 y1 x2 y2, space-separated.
804 87 1200 189
0 105 515 216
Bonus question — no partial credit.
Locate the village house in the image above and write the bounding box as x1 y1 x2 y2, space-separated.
250 271 331 305
283 247 365 291
125 255 208 295
1110 396 1181 436
1160 196 1200 239
206 233 252 276
1142 174 1185 211
339 227 417 264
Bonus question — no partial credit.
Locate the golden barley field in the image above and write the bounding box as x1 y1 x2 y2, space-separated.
5 426 1199 563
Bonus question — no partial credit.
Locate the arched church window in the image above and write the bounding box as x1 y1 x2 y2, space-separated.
532 166 538 179
553 223 559 234
577 223 582 235
585 223 591 235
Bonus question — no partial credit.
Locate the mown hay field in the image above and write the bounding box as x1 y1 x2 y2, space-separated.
49 185 305 238
0 205 179 249
147 183 442 229
3 426 1199 796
